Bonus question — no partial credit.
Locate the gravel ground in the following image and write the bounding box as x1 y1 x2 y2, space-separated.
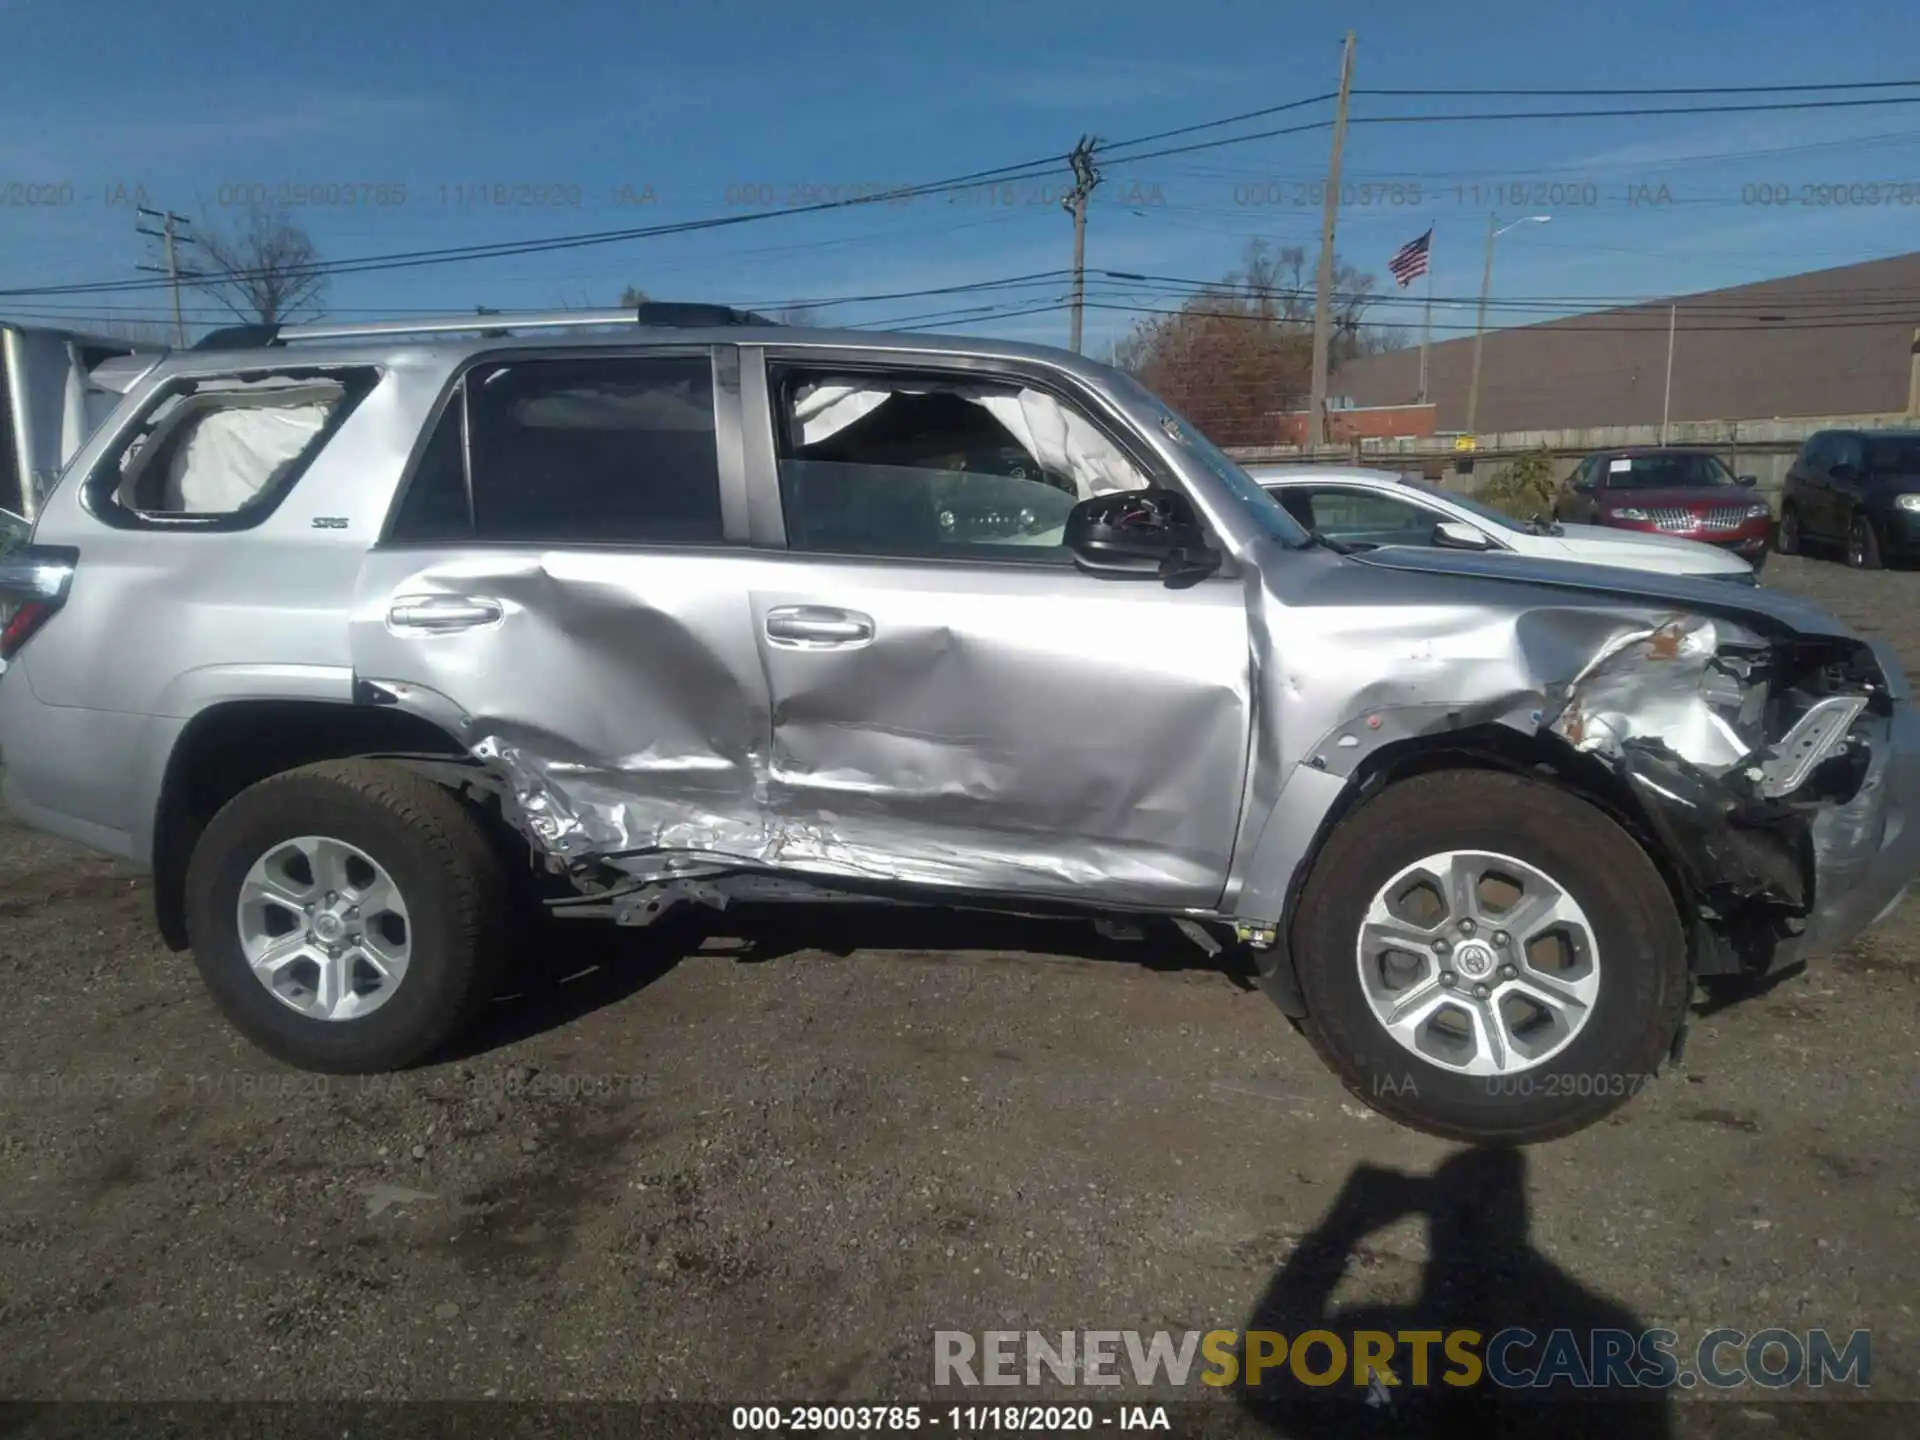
0 554 1916 1436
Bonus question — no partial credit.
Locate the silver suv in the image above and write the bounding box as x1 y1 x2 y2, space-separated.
3 306 1916 1142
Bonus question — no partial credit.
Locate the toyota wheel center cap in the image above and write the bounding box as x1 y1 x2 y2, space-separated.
1454 940 1496 979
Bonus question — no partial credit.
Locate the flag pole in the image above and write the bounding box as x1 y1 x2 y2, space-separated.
1417 224 1433 405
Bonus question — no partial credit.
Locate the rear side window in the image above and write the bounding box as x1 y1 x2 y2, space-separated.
466 354 720 544
87 369 378 530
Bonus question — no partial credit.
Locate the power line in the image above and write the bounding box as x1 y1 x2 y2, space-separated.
1349 94 1920 125
1077 298 1919 334
1352 79 1920 97
12 84 1920 305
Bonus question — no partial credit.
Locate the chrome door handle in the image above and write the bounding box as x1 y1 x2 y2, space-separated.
764 605 874 647
388 595 503 631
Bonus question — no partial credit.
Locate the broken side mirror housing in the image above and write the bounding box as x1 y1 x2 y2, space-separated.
1065 488 1220 586
1432 519 1496 551
1737 474 1758 488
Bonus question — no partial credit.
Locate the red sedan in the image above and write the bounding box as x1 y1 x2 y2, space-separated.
1554 448 1773 569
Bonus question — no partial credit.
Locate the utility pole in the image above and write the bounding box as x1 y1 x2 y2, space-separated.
1306 31 1357 452
1465 212 1497 442
1063 135 1102 355
135 206 199 346
1464 212 1550 441
1661 302 1677 444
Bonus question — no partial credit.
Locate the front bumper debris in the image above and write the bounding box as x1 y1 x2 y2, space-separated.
1547 614 1917 972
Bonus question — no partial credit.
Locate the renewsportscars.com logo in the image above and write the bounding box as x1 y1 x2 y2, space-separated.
934 1327 1871 1392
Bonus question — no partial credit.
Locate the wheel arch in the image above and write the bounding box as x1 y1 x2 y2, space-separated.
149 698 478 951
1251 724 1698 1017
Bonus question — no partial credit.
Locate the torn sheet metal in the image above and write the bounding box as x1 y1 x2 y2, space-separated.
1228 542 1912 978
352 532 1250 911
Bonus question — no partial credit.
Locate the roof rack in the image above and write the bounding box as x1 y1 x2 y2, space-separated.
191 302 778 350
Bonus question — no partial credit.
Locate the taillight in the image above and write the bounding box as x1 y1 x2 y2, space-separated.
0 544 77 664
1 600 55 660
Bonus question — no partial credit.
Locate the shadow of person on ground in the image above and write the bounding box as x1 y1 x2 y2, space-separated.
449 901 1250 1060
1235 1146 1671 1439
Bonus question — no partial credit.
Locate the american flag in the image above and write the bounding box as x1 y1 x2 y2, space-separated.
1388 229 1432 287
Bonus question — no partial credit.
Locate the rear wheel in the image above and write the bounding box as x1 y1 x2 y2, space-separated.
1848 513 1882 570
1289 770 1688 1143
185 760 510 1073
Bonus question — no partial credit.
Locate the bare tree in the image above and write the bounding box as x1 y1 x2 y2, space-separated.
195 206 327 326
618 285 649 307
1109 239 1394 442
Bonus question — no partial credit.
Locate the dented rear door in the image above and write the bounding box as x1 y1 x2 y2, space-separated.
351 344 777 864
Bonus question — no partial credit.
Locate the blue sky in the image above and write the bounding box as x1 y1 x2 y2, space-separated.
3 0 1919 354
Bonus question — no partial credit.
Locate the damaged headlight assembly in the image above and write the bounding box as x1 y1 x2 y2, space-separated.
1546 612 1879 954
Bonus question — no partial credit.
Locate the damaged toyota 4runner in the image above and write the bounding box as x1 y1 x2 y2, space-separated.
3 306 1917 1142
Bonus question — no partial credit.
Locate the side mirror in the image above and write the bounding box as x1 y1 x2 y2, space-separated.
1432 520 1496 551
1831 462 1860 484
1736 474 1758 488
1571 476 1596 494
1064 488 1220 586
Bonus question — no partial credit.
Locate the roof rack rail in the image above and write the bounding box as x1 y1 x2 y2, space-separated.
229 302 780 346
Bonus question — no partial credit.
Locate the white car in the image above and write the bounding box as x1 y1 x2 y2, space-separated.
1249 466 1760 583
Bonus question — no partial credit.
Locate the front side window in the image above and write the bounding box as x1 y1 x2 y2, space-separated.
1830 434 1866 474
770 367 1151 561
1600 452 1736 490
89 369 376 527
1275 486 1444 548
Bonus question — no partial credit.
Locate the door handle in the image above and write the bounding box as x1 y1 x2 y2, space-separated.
764 605 874 648
388 594 504 631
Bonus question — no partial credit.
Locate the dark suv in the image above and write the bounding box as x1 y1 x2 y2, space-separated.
1779 429 1920 569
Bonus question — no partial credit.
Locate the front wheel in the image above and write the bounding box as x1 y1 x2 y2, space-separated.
1289 769 1688 1143
1775 505 1800 556
1848 513 1883 570
185 760 511 1073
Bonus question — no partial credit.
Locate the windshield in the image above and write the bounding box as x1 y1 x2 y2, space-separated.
1108 373 1313 548
1600 453 1736 489
1868 436 1920 477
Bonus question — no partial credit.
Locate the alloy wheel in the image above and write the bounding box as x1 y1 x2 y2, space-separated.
1355 849 1601 1076
235 835 412 1021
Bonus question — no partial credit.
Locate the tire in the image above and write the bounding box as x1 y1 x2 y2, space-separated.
1848 513 1882 570
185 760 510 1073
1289 769 1689 1144
1775 504 1800 556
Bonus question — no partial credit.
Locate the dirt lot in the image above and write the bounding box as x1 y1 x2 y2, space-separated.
1 554 1916 1436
